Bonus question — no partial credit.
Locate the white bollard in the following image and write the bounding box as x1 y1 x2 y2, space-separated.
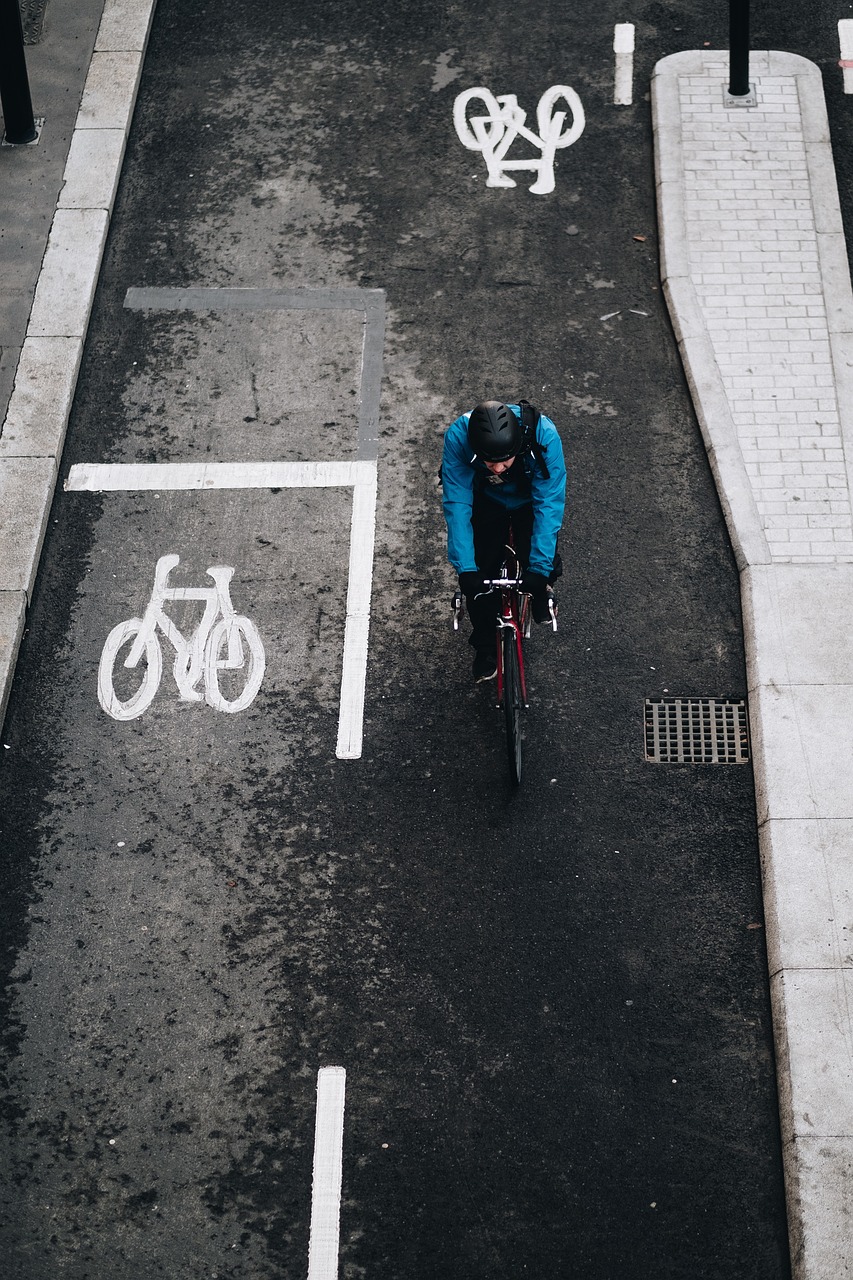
613 23 635 106
839 20 853 94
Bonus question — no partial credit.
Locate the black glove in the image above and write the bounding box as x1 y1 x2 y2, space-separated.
459 571 485 600
522 570 551 623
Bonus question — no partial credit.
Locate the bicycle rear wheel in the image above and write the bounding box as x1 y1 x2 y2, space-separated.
502 628 523 785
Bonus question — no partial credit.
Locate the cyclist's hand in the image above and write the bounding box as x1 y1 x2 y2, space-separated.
522 570 551 623
459 571 484 600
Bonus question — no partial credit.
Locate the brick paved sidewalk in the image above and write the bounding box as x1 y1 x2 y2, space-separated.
654 51 853 1280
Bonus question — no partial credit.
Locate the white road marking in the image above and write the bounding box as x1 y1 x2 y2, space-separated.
839 20 853 93
97 553 265 720
65 460 375 491
453 85 585 194
307 1067 346 1280
67 459 377 758
613 24 635 106
336 466 378 760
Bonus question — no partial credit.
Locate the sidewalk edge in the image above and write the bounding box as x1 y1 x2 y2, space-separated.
0 0 158 724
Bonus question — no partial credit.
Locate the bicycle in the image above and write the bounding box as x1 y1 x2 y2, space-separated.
453 85 586 194
98 553 266 721
452 542 557 785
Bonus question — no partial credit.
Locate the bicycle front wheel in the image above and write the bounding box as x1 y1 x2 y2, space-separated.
502 628 523 786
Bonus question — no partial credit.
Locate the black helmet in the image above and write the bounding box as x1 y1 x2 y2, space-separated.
467 401 522 461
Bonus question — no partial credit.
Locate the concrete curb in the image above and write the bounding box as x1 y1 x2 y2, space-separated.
0 0 158 728
652 59 771 572
654 50 853 1280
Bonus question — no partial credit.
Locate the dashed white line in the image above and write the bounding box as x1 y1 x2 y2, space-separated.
613 23 635 106
307 1067 346 1280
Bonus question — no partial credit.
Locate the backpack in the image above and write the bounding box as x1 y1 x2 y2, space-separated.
517 399 551 480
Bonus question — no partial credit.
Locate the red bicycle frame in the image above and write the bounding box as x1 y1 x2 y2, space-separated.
494 550 530 710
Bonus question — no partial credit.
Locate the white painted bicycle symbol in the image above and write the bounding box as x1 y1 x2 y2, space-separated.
98 553 266 721
453 85 585 194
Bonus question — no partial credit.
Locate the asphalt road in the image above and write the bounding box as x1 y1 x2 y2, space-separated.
8 0 853 1275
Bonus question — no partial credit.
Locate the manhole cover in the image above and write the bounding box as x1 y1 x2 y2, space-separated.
644 698 750 764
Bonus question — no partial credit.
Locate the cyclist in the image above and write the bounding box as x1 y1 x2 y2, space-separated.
441 399 567 681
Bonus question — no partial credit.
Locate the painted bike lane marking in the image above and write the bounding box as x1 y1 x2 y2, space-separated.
307 1067 347 1280
96 552 266 721
66 287 385 759
67 461 377 759
452 28 639 188
453 84 585 193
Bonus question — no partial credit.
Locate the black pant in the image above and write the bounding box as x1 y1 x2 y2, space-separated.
465 496 534 651
464 494 562 650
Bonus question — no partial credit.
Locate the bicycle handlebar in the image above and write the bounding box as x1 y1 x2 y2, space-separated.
478 577 522 591
452 583 558 633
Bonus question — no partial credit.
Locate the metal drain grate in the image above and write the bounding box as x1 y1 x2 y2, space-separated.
644 698 750 764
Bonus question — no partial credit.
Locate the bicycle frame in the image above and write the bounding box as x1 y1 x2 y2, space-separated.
451 539 557 784
492 572 530 710
451 544 558 684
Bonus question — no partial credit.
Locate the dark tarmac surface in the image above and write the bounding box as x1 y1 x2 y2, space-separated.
9 0 853 1274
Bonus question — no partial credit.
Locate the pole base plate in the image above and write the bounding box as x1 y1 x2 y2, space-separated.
722 85 757 108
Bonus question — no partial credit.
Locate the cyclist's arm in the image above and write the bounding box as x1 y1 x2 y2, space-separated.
441 417 479 574
528 417 567 576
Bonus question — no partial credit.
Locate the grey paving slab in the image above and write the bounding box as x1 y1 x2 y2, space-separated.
785 1135 853 1279
77 51 145 134
58 129 126 210
27 208 110 338
0 336 82 458
743 564 853 688
0 456 58 597
760 819 853 973
749 681 853 822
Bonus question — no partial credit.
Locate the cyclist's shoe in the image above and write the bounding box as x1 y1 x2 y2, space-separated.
472 649 498 682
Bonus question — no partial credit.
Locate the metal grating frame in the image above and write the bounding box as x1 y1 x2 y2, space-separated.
644 698 750 764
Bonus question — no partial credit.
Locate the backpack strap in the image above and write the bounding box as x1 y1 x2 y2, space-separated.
517 399 551 480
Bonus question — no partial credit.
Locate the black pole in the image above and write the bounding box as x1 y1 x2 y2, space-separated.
0 0 37 144
728 0 750 97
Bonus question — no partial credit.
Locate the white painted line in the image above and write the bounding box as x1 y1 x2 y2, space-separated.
65 460 375 491
839 20 853 93
307 1067 346 1280
613 23 635 106
336 466 378 760
66 457 378 761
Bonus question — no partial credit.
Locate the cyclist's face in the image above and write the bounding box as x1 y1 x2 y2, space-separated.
484 455 516 476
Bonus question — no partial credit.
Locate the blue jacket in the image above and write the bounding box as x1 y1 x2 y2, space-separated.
441 405 566 576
